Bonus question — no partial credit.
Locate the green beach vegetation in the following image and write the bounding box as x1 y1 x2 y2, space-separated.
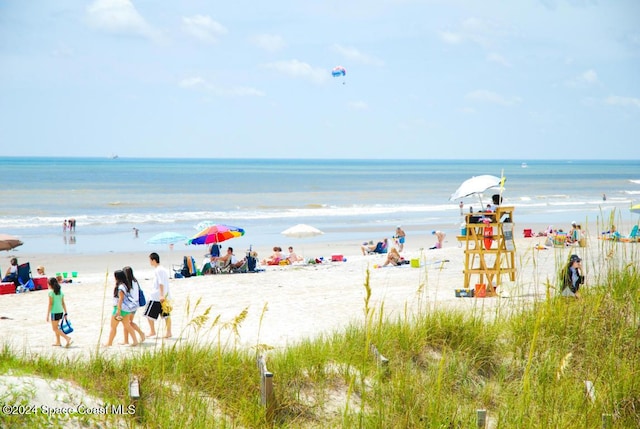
1 240 638 428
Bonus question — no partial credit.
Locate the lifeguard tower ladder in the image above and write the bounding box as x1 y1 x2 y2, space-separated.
457 206 516 296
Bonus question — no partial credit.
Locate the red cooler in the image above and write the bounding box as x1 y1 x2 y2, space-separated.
33 277 48 291
0 282 16 295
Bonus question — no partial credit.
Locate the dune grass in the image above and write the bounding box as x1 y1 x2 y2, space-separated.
1 240 639 428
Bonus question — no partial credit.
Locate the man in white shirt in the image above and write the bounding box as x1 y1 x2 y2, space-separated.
143 252 172 338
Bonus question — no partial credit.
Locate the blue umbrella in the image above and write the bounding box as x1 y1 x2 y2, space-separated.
146 232 188 245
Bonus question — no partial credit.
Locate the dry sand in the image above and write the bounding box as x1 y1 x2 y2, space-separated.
1 221 628 417
0 225 604 360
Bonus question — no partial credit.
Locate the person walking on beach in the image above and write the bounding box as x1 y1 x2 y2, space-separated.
120 266 146 345
104 270 139 347
144 252 172 338
560 254 584 298
394 226 406 252
46 277 72 348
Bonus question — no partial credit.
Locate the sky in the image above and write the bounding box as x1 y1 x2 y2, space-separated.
1 0 639 159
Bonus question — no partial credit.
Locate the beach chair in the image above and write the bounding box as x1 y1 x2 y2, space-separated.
523 228 533 238
621 225 639 242
17 263 36 292
216 257 249 274
172 256 197 278
230 259 249 274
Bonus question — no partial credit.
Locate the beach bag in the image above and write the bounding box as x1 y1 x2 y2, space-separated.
138 286 146 307
59 314 74 334
247 255 257 272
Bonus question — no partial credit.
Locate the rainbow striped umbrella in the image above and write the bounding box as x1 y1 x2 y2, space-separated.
188 224 245 245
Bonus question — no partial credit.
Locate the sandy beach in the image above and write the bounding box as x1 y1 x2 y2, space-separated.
2 220 622 362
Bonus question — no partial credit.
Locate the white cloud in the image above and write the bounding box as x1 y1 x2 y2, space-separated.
348 101 369 110
565 69 599 87
438 31 463 45
178 76 265 97
250 34 286 52
182 15 227 44
439 17 511 49
605 95 640 108
466 89 521 106
579 69 598 84
178 77 207 89
262 60 327 83
86 0 159 41
486 52 511 67
331 44 384 66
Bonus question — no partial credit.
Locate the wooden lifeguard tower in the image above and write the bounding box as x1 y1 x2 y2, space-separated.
457 206 516 296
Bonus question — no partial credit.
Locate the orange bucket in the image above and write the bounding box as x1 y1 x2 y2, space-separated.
475 283 487 298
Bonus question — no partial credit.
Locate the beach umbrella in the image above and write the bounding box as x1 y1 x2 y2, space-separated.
450 174 505 207
0 234 23 251
146 232 188 245
188 224 245 245
281 224 324 239
281 224 324 260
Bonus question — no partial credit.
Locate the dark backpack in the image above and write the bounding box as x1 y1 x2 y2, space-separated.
138 286 146 307
247 256 257 272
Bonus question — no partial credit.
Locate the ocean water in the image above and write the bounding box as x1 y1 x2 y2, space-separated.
1 157 638 255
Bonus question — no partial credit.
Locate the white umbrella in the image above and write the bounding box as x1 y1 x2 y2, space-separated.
450 174 504 207
281 224 324 261
281 224 324 238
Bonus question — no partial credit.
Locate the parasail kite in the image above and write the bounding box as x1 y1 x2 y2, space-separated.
332 66 346 84
331 66 346 77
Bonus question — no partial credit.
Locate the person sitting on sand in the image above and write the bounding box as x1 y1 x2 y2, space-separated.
603 225 621 240
429 230 446 249
56 275 72 284
261 246 283 265
287 246 303 264
381 248 403 267
219 247 246 270
36 266 46 276
361 238 388 255
2 257 18 284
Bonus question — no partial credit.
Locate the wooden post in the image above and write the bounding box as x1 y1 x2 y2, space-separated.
370 344 389 375
129 375 141 420
476 409 487 428
585 380 596 403
257 355 275 420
